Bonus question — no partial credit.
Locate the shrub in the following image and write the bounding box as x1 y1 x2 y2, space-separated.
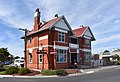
0 63 4 70
5 66 19 74
41 70 56 75
56 69 68 76
18 68 30 75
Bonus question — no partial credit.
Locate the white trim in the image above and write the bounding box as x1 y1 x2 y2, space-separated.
54 45 69 50
70 53 71 62
27 45 53 50
77 50 79 53
84 36 91 39
39 46 43 50
29 48 33 53
34 12 39 17
82 49 91 52
69 43 79 48
55 28 68 33
39 35 48 41
69 49 79 53
84 28 92 37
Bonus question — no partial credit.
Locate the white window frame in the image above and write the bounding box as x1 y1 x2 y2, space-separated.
56 50 67 63
58 32 65 42
84 52 91 61
29 53 32 63
39 54 43 63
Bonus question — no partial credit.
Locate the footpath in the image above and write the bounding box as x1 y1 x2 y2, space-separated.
0 65 119 78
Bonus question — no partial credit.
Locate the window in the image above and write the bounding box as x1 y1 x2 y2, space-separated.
84 52 91 61
85 39 91 46
57 50 67 63
58 32 65 42
39 54 43 63
70 37 77 44
30 36 32 43
29 53 32 63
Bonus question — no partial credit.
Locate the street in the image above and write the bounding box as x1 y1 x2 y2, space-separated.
0 66 120 82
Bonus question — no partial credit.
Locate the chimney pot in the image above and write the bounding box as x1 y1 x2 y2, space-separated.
55 14 58 18
34 8 40 31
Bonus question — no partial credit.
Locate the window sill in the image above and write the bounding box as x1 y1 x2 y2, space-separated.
56 62 67 63
39 62 43 64
56 41 68 44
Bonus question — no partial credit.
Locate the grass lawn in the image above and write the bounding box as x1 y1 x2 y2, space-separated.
0 71 6 75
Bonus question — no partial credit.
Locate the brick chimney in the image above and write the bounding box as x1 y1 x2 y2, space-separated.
34 8 40 31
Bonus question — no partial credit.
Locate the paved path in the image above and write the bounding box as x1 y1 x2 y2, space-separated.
0 65 119 78
0 66 120 82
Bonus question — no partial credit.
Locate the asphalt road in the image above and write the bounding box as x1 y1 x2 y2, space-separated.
0 67 120 82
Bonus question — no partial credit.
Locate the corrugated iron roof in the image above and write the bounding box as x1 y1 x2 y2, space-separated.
73 26 88 37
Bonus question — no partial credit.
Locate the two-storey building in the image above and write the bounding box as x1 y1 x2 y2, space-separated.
21 8 95 70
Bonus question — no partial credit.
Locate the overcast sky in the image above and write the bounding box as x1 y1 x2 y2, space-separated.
0 0 120 56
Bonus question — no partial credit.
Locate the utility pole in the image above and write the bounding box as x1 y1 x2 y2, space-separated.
19 28 28 68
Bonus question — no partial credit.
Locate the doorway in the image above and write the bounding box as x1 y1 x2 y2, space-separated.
71 53 77 65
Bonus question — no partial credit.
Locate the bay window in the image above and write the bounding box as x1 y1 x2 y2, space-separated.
57 50 67 63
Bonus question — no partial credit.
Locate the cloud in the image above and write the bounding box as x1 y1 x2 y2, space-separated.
114 19 120 24
0 30 24 57
0 0 34 29
93 34 120 46
0 0 120 56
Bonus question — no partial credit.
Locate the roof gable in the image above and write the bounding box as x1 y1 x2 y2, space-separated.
83 28 93 37
54 18 70 31
83 27 95 41
73 27 87 37
39 16 73 33
40 17 61 31
73 26 95 41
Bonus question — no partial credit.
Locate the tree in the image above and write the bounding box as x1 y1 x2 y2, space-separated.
111 54 120 61
104 50 110 53
14 56 20 59
21 57 24 59
0 48 11 62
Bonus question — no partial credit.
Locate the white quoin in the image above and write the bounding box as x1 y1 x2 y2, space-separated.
34 11 39 17
34 8 40 17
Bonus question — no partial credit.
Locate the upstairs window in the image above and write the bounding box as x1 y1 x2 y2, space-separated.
29 53 32 63
85 39 91 46
30 36 32 43
70 37 77 44
58 32 65 42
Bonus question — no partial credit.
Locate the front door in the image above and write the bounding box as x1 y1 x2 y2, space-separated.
71 53 77 65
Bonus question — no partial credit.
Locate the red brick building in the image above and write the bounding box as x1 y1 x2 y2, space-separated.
22 8 95 70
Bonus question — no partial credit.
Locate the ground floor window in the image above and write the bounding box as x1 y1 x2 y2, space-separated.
84 52 91 61
29 53 32 63
57 50 67 63
39 54 43 63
